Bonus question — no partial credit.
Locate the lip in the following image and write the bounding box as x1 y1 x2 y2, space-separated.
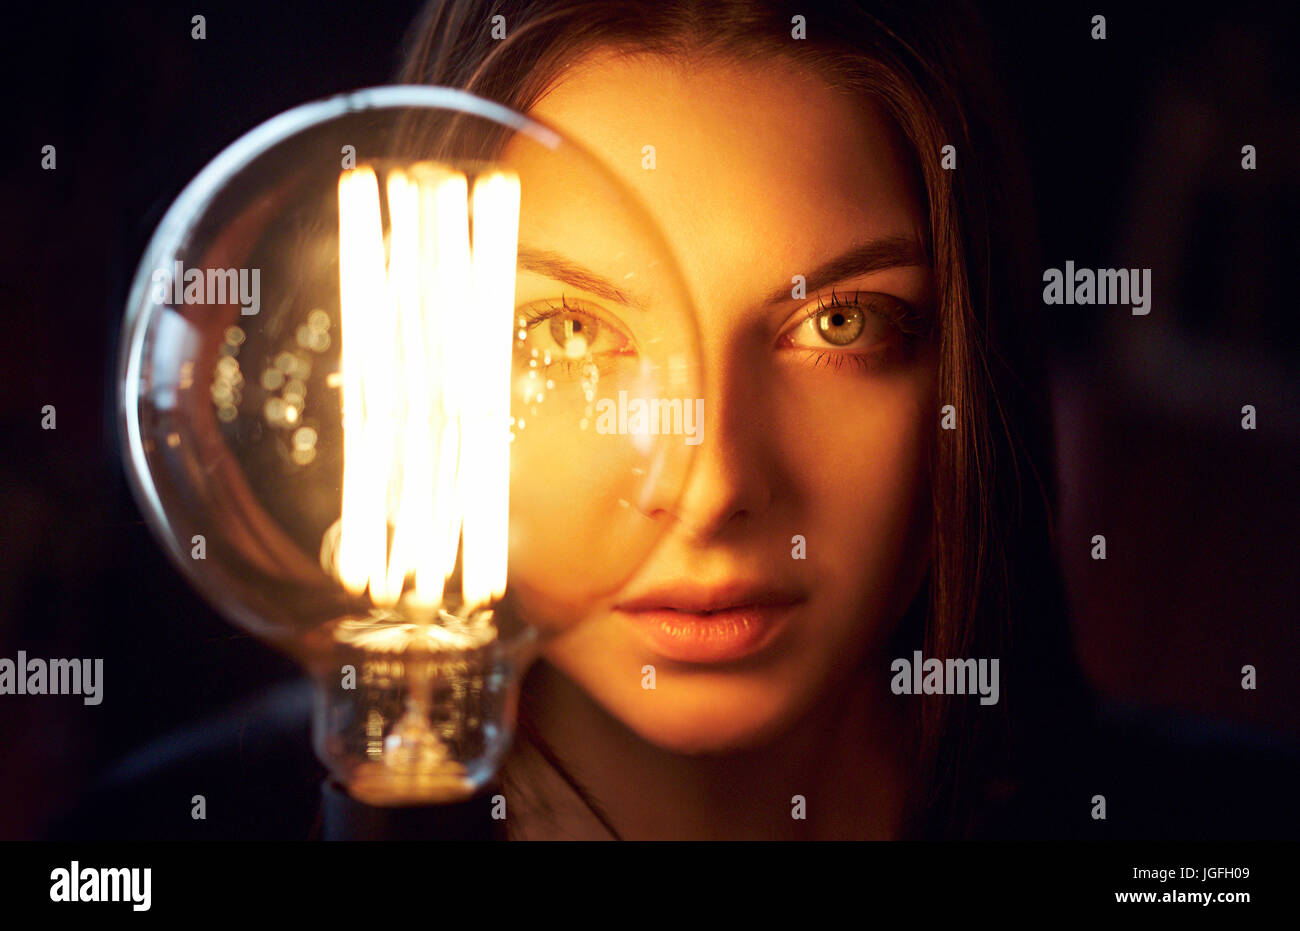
615 582 804 664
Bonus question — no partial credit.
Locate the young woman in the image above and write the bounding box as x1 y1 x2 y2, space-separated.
50 0 1296 846
398 0 1091 840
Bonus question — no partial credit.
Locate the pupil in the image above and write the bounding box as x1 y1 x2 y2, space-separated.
816 305 864 346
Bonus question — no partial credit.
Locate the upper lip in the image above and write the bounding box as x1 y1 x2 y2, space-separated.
615 581 806 614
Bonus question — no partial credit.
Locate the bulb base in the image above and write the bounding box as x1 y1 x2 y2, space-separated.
320 778 504 839
306 611 534 807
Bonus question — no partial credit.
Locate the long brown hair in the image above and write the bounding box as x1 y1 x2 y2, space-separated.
397 0 1092 838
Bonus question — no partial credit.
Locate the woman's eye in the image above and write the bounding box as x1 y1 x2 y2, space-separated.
783 296 895 352
777 292 922 374
516 299 634 374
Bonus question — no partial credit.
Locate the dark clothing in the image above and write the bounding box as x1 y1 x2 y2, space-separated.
45 679 1300 840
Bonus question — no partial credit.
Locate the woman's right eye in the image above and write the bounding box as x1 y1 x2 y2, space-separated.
516 298 635 375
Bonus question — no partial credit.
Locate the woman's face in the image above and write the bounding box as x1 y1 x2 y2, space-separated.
514 52 937 753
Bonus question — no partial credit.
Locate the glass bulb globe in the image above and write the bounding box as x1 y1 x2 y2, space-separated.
118 87 702 805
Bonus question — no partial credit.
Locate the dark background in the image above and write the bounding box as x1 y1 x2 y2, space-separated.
2 1 1296 839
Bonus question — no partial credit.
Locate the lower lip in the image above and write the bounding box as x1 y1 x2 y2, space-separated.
617 604 797 663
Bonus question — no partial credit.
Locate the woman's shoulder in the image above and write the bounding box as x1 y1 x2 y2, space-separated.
45 679 502 840
47 683 1297 841
45 679 324 840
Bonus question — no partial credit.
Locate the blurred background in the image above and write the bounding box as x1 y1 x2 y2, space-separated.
1 0 1295 838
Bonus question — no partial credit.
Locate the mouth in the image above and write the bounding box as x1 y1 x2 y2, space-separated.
614 582 805 664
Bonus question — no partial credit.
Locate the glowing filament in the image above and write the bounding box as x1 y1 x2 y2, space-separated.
336 165 520 615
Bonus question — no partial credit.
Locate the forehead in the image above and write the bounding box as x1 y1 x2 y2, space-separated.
519 51 927 278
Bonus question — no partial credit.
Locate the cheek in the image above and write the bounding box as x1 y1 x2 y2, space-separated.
774 364 933 630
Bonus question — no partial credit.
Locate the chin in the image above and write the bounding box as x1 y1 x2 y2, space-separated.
541 619 831 755
603 672 813 756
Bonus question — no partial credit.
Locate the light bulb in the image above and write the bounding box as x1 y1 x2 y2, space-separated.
119 87 702 805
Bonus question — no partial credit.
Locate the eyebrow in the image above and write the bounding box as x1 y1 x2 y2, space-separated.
759 236 929 308
516 245 648 310
516 235 928 312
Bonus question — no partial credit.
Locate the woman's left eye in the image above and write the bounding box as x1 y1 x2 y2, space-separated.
802 303 869 346
778 292 911 372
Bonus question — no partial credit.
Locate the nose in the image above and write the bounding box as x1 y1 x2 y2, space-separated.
643 339 776 541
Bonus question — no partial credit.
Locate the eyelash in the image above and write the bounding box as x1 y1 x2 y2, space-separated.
519 293 587 326
800 287 925 335
797 348 880 373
